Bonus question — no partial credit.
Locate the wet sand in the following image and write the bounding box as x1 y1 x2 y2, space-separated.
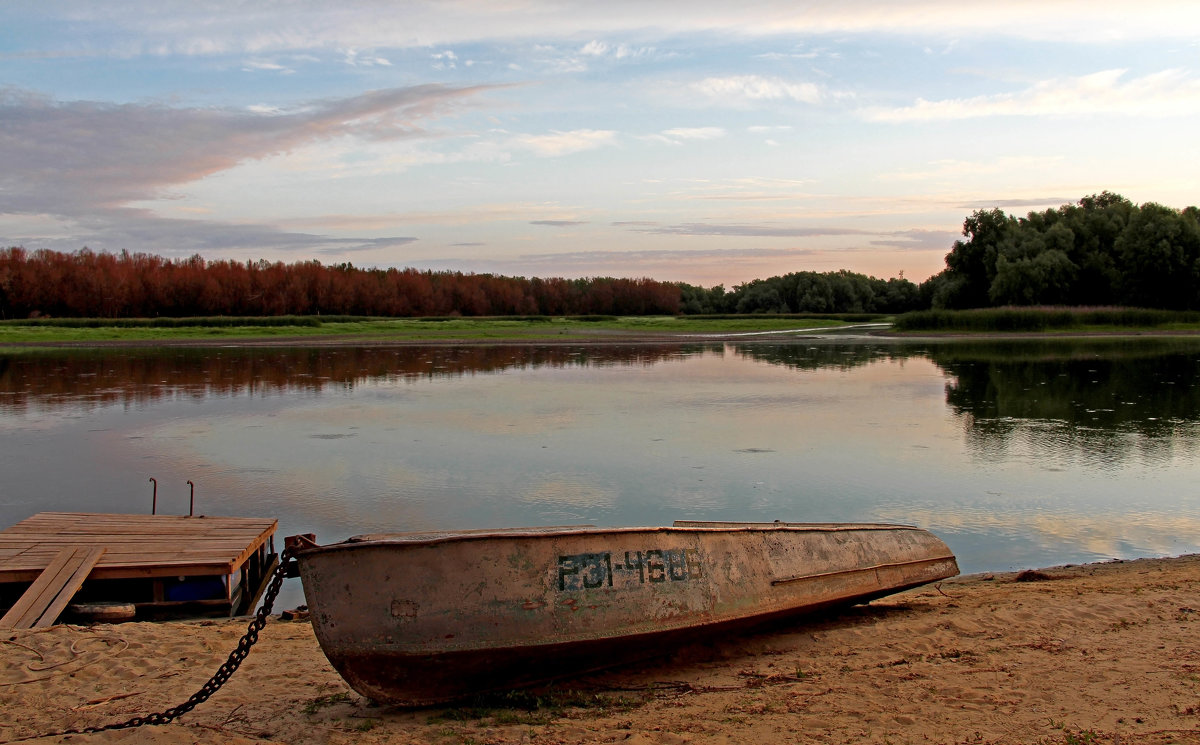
5 555 1200 744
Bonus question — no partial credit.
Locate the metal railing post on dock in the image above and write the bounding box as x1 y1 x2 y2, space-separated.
149 477 157 514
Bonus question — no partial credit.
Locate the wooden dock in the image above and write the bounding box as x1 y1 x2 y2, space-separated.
0 512 278 628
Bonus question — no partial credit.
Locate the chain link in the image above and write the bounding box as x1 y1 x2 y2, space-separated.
50 545 296 737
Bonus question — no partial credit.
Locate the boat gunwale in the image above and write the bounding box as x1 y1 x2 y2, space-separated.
293 522 930 556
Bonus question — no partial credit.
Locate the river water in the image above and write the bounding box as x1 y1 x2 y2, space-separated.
3 336 1199 607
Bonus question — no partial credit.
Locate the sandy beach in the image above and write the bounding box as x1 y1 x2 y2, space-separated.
4 556 1200 745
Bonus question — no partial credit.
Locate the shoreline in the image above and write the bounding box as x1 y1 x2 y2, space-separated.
4 326 1200 350
5 553 1200 744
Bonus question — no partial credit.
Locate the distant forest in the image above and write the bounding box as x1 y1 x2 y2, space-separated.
0 247 922 319
0 251 682 319
2 192 1197 319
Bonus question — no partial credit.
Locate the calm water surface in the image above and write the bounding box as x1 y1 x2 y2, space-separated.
3 337 1199 607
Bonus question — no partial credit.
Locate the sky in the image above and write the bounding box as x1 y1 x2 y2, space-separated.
2 2 1198 287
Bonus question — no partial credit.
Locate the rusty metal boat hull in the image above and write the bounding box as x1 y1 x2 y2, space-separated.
291 521 958 706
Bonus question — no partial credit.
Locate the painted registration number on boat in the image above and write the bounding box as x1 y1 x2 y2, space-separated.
557 549 703 591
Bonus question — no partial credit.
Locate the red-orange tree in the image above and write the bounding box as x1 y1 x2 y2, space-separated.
0 248 682 319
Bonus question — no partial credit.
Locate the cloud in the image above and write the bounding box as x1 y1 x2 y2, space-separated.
623 222 956 252
642 126 726 146
530 220 587 227
511 129 618 156
691 75 822 105
17 1 1200 60
876 156 1067 182
342 48 392 66
681 191 806 202
529 246 821 262
409 246 828 278
869 229 960 251
241 58 295 73
579 41 609 56
957 197 1076 211
0 206 418 258
634 177 817 205
0 84 500 255
579 40 655 59
632 223 875 238
756 49 825 61
0 84 501 215
866 68 1200 122
662 127 725 140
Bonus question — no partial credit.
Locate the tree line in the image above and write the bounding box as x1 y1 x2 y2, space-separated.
924 192 1200 310
680 270 923 315
0 247 921 320
3 191 1196 319
0 249 681 319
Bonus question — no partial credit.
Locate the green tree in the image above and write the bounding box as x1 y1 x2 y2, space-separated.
678 283 729 314
794 272 833 312
880 277 921 312
1055 192 1132 305
828 270 872 313
989 249 1079 306
735 281 789 313
1116 202 1200 309
941 208 1016 308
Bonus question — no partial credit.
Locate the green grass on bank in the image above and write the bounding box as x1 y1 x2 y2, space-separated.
893 307 1200 333
0 314 874 345
4 310 1200 346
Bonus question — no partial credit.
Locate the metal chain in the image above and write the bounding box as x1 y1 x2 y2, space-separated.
50 546 296 737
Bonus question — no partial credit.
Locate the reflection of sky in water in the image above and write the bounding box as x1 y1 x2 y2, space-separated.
3 340 1200 607
139 352 961 528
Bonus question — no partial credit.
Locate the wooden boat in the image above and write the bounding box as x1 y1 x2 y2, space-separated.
288 520 958 706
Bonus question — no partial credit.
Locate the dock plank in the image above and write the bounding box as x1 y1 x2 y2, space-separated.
0 513 277 584
0 548 76 628
0 546 106 629
31 546 106 628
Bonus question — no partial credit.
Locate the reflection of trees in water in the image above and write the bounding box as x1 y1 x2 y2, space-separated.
5 338 1200 465
0 344 721 413
739 338 1200 466
925 339 1200 466
928 340 1200 430
733 342 928 371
